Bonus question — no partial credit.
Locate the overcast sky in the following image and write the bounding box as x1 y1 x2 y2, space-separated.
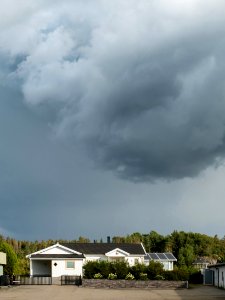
1 0 225 241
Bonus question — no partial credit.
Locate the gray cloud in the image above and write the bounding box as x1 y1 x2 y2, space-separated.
1 0 225 181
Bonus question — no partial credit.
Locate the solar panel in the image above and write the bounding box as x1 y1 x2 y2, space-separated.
156 253 167 260
165 253 177 260
148 253 160 260
147 252 176 261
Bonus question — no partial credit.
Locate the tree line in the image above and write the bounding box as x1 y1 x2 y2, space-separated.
0 231 225 275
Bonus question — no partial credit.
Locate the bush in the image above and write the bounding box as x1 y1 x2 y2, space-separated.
155 274 165 280
110 261 129 279
130 263 147 280
83 261 100 279
163 266 202 282
147 261 164 280
125 272 135 280
139 272 148 280
94 273 103 279
108 273 117 280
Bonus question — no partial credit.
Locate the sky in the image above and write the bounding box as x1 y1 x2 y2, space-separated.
1 0 225 241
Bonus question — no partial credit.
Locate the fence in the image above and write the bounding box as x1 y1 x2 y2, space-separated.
14 275 52 285
61 275 82 286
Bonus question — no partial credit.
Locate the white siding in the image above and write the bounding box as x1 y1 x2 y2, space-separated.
211 266 225 288
51 259 83 277
84 254 144 266
85 255 106 262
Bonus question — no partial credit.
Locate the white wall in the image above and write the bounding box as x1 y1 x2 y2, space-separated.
84 254 144 266
211 266 225 288
84 255 106 262
51 259 83 277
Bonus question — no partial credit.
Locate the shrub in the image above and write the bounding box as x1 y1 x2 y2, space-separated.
108 273 117 280
83 261 100 279
110 261 129 279
139 272 148 280
125 272 135 280
147 261 164 280
94 273 103 279
155 274 165 280
130 263 147 279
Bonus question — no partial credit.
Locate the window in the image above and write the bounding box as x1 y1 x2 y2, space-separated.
66 261 75 269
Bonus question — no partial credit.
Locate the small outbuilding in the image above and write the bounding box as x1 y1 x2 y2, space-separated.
206 263 225 288
0 252 6 275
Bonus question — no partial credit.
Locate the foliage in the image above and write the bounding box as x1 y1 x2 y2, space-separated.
108 273 117 280
163 266 202 283
139 272 148 280
146 261 164 280
125 272 135 280
110 261 129 279
94 273 103 279
155 274 165 280
130 263 146 279
83 261 109 279
0 240 18 276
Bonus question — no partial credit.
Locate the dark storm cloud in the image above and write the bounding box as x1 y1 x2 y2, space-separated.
1 0 225 181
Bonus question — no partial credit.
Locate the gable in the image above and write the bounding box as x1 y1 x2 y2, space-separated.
26 243 82 258
41 246 73 255
105 248 130 257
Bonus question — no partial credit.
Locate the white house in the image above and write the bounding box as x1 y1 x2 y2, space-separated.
26 242 146 278
144 253 177 271
207 263 225 288
26 243 85 277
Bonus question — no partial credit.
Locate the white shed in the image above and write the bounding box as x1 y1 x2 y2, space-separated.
208 263 225 288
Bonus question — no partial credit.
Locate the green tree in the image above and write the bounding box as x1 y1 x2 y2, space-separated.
0 240 18 276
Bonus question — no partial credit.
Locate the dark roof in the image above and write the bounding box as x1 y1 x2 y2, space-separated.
62 243 146 255
145 253 177 261
30 254 85 259
208 263 225 268
193 257 210 264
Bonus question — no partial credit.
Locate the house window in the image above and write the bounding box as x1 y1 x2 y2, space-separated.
66 261 75 269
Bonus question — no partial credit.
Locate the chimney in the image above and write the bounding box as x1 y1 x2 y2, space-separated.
107 236 111 243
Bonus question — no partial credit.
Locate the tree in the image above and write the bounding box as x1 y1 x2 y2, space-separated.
0 240 18 275
178 245 195 267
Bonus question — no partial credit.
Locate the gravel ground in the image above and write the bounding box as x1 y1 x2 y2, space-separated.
1 285 225 300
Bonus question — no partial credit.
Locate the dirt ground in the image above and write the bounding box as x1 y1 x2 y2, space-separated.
1 285 225 300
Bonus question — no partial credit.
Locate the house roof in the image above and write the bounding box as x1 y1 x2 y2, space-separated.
193 257 211 264
144 253 177 261
61 243 146 255
208 263 225 268
30 254 85 259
